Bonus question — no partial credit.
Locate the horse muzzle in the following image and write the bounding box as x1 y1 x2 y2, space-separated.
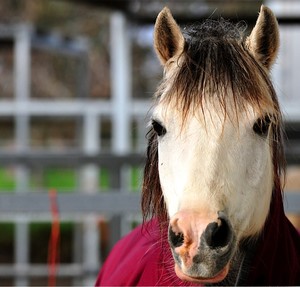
168 210 236 284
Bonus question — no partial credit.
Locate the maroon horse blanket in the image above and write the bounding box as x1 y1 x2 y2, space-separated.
95 193 300 286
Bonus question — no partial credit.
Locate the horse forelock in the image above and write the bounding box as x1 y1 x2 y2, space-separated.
142 18 286 225
158 20 280 118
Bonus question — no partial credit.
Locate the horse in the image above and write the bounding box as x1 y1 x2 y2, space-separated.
96 5 300 286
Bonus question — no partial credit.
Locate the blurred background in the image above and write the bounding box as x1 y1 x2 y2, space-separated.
0 0 299 286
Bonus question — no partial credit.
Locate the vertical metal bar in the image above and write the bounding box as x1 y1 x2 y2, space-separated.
82 215 100 286
72 222 83 286
110 12 132 155
137 116 147 152
81 114 100 193
14 218 29 286
81 113 100 285
82 114 99 156
109 12 133 252
13 24 31 287
14 26 31 103
107 164 122 250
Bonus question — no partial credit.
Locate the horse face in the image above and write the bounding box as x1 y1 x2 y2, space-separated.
149 5 280 284
152 100 274 282
153 101 274 231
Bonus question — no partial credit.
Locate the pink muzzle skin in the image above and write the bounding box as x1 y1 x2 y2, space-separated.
168 210 235 283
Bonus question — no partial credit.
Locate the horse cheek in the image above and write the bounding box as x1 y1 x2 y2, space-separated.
158 147 181 217
235 143 273 237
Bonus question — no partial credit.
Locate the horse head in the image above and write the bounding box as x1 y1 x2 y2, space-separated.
142 5 285 284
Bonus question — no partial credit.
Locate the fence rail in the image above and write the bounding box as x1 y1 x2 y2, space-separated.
0 152 145 166
0 264 85 277
0 193 140 216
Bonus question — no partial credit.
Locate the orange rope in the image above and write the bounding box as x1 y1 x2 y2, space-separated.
48 189 60 287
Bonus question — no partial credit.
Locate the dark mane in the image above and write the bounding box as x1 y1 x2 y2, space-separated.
142 19 286 223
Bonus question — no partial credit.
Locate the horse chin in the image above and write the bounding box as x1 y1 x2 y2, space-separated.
174 263 230 284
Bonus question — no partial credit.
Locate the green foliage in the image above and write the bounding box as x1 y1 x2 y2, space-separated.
43 168 77 191
0 166 143 193
99 168 110 191
130 166 142 192
0 168 16 191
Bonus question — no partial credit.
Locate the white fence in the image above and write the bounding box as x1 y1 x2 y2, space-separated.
0 14 151 286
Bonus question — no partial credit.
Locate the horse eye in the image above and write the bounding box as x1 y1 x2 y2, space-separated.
152 120 167 137
253 115 271 137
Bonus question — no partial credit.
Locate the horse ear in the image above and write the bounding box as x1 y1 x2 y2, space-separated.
154 7 185 65
246 5 279 70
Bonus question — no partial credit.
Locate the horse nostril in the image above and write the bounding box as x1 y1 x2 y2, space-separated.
169 227 184 248
203 215 232 249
